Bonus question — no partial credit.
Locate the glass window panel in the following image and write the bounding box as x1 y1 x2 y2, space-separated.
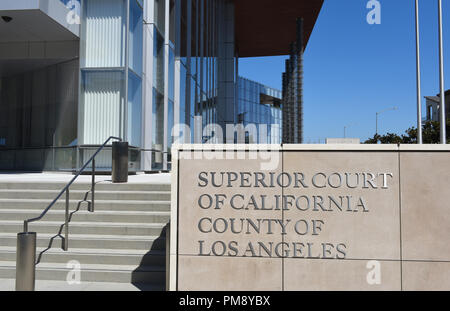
81 70 125 144
169 0 176 44
82 0 126 68
54 60 79 147
154 0 166 34
128 71 142 147
180 63 187 125
169 48 175 101
168 99 174 149
152 88 164 150
129 0 143 76
153 26 165 95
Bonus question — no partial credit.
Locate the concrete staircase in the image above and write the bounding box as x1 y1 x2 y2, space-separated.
0 180 171 290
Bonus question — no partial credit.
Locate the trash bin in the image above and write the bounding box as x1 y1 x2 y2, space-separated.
112 141 128 183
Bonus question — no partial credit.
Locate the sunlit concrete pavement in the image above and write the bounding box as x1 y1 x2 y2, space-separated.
0 279 162 291
0 172 171 184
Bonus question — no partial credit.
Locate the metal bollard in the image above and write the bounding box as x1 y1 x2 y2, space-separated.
112 141 129 183
15 232 36 291
165 222 170 291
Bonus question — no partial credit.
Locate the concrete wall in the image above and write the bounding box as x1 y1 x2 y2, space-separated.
170 144 450 291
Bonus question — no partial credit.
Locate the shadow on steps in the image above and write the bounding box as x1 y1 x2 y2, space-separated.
131 223 167 291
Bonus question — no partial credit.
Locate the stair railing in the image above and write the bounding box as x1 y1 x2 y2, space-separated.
15 136 122 291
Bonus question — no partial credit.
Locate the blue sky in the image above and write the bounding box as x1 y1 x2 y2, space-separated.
239 0 450 142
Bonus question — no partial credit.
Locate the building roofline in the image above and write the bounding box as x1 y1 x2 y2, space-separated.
234 0 324 57
238 76 281 93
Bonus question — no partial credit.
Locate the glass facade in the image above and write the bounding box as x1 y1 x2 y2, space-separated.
79 0 143 170
145 0 236 170
0 0 283 172
0 59 79 171
237 77 282 144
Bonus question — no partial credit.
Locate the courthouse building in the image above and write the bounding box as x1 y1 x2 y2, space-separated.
1 1 449 293
0 0 323 172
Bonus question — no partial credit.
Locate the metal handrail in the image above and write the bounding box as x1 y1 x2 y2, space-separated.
15 136 124 291
23 136 122 236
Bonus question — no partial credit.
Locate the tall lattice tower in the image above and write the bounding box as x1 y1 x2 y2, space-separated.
282 18 304 144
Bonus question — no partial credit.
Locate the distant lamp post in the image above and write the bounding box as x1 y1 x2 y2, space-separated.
344 122 358 138
376 107 398 137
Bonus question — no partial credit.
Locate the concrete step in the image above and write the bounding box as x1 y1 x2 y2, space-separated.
0 199 170 212
0 209 170 223
0 182 171 192
0 261 165 284
0 176 171 287
0 247 165 266
0 220 166 236
0 189 171 201
0 233 166 250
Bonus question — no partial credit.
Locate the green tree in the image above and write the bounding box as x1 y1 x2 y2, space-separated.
364 120 450 144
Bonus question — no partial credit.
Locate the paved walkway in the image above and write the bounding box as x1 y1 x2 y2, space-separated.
0 279 163 291
0 172 171 184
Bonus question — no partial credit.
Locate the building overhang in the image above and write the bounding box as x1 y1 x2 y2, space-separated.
234 0 323 57
0 0 79 42
0 1 79 77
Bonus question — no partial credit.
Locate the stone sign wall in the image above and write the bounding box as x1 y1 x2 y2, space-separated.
168 145 450 291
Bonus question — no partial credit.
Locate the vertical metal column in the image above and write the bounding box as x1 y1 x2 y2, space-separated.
199 0 204 124
174 0 181 135
124 0 130 141
415 0 423 144
185 0 192 138
207 0 211 128
194 0 199 124
438 0 446 144
212 0 216 127
143 0 156 171
283 60 290 143
163 0 170 170
63 188 69 251
15 232 36 291
296 18 304 144
90 158 95 212
376 112 379 136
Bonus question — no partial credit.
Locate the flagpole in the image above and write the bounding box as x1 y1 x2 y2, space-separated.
415 0 423 144
438 0 446 144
